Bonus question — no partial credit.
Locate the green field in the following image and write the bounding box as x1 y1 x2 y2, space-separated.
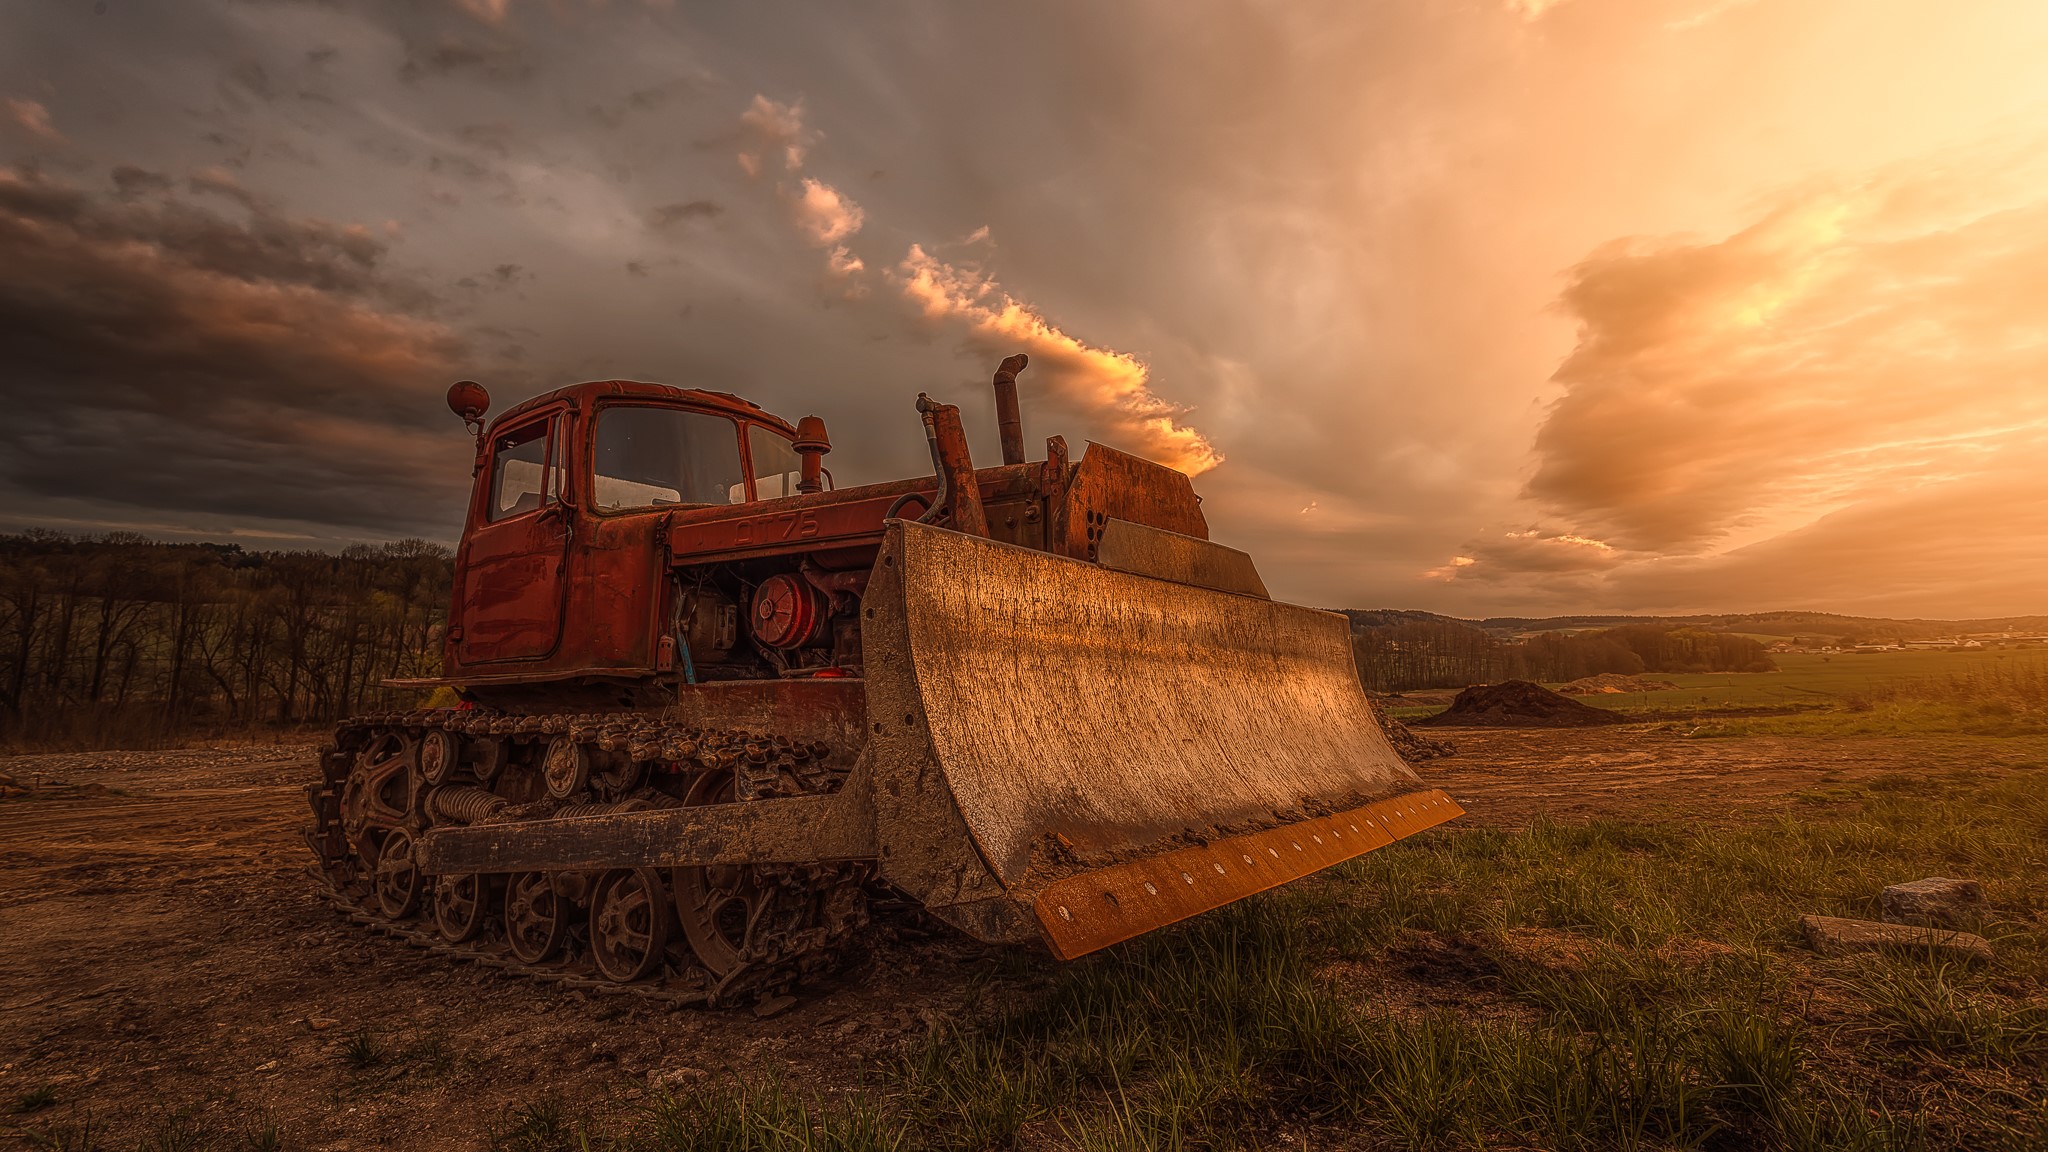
1381 647 2048 737
1558 648 2043 710
442 768 2048 1152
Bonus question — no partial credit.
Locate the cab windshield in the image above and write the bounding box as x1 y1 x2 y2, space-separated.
592 406 747 509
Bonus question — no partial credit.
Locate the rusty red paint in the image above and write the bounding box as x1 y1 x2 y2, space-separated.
441 379 1212 691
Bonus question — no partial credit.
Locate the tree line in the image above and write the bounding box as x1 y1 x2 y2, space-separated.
1349 617 1776 693
0 532 451 749
0 531 1784 748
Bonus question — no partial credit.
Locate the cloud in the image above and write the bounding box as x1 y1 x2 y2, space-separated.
1527 162 2048 553
824 245 865 280
895 244 1222 475
111 165 173 199
1667 0 1766 32
726 97 863 285
723 93 1220 474
793 177 862 246
736 95 811 179
454 0 512 24
649 198 722 228
0 166 476 534
5 98 61 143
1435 144 2048 612
399 36 531 84
1614 450 2048 614
1426 528 1624 584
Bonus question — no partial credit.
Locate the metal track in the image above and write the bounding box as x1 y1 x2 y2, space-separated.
305 707 870 1009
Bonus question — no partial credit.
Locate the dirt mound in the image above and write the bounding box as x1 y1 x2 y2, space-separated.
1558 673 1679 696
1414 680 1628 728
1368 698 1455 761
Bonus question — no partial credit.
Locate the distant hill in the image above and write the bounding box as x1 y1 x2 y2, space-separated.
1337 609 2048 640
1337 609 1471 631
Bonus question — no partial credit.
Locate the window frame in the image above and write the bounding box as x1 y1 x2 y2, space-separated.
741 419 809 502
584 400 758 516
482 412 564 525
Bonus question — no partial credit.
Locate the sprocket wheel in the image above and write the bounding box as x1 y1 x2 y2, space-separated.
591 868 671 983
341 729 420 852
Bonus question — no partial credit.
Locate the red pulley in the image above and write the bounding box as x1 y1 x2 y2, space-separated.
750 573 829 650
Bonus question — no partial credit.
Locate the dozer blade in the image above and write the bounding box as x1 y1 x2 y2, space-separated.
861 519 1461 958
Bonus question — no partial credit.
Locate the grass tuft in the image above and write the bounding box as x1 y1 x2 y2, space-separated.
491 1099 577 1152
22 1115 102 1152
1841 958 2048 1061
12 1085 58 1114
139 1109 232 1152
339 1027 387 1070
631 1080 904 1152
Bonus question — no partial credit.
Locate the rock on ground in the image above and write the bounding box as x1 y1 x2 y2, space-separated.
1881 877 1985 929
1414 680 1629 729
1799 913 1993 962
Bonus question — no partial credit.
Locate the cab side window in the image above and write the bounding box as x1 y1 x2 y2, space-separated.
748 424 805 499
488 419 559 521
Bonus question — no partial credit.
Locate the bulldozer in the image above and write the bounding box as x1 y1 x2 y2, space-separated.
305 355 1459 1006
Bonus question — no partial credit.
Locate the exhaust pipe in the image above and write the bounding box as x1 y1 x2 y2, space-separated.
991 354 1029 466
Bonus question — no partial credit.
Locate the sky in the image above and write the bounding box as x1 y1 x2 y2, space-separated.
2 0 2045 618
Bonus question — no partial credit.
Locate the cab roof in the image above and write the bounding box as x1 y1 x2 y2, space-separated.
491 379 797 437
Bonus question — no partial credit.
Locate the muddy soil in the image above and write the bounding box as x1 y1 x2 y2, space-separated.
1 729 2041 1147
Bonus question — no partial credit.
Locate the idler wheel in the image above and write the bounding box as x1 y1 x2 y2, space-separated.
372 828 423 919
591 868 671 983
432 873 492 943
504 870 572 964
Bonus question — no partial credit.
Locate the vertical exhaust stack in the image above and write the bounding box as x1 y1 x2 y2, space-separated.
991 354 1030 465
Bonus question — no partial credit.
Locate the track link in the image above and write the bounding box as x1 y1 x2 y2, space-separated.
306 707 870 1009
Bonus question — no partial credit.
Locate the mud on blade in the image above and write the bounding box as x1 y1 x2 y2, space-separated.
861 520 1461 957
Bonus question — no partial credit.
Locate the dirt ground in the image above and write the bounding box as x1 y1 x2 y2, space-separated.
1 727 2041 1148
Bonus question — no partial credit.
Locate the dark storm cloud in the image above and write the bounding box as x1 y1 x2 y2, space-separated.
649 199 722 228
0 165 478 534
586 78 703 129
4 0 2041 616
398 36 532 85
111 165 172 198
456 262 531 291
0 168 413 303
